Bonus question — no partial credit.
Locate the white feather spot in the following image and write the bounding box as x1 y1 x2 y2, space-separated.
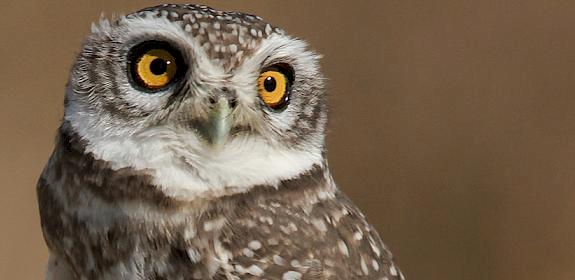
267 238 279 246
248 240 262 250
246 265 264 276
242 248 254 258
184 24 192 32
273 255 287 266
265 24 273 35
235 264 246 274
186 248 202 263
311 218 327 232
282 271 302 280
372 259 380 271
203 217 226 231
338 240 349 257
360 256 369 275
369 236 382 257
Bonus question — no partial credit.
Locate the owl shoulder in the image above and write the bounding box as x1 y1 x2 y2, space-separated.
218 191 404 279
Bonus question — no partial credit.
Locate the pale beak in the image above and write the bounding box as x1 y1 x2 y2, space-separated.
201 96 233 149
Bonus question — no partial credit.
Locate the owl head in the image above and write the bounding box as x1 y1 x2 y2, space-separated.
63 4 328 200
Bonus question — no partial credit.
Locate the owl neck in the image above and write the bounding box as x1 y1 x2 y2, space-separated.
42 123 336 209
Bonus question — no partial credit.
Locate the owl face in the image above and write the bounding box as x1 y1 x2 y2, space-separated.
64 4 328 199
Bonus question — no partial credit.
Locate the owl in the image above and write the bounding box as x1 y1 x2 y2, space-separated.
37 4 404 280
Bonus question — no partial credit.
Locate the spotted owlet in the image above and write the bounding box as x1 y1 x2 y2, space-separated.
37 4 404 280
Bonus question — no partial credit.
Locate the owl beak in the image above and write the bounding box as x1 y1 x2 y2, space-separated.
203 96 234 148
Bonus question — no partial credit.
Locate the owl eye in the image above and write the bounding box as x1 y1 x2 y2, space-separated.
128 42 184 91
257 66 293 109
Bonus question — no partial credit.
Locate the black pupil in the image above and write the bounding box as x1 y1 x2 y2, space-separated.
150 58 168 75
264 76 277 92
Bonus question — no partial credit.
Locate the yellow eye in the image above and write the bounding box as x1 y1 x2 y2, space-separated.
257 70 289 108
131 47 179 90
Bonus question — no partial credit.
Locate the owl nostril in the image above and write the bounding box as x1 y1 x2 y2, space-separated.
208 96 217 105
229 98 238 109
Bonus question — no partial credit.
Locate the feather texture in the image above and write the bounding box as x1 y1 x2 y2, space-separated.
38 4 404 279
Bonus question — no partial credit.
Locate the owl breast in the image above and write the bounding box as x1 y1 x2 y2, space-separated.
39 158 402 279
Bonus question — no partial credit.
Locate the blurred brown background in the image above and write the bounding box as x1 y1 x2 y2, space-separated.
1 0 575 279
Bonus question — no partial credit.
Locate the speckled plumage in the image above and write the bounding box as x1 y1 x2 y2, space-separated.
37 4 404 280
